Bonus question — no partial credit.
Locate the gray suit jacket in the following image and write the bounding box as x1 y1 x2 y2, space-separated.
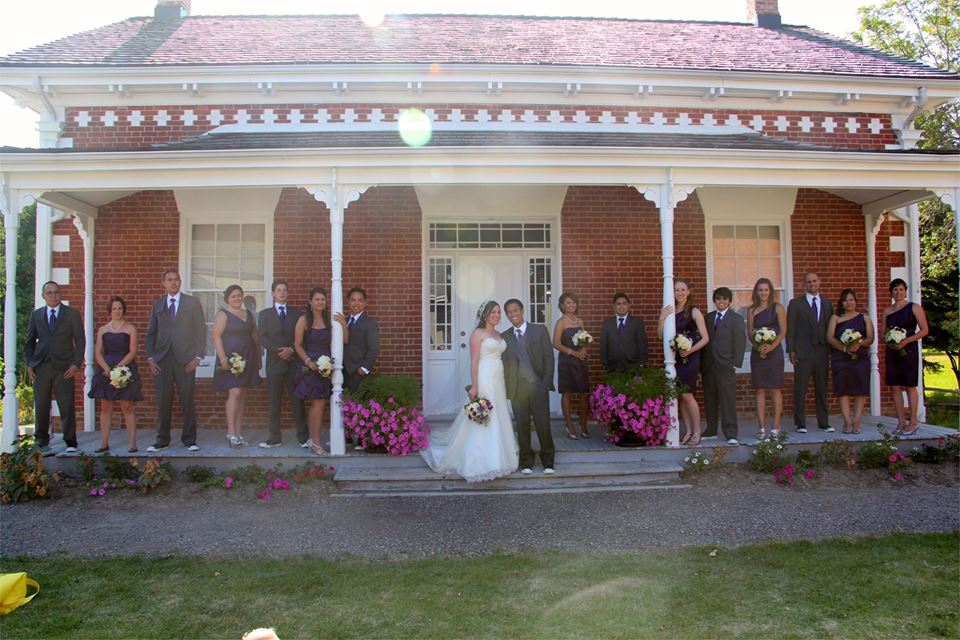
145 293 207 365
702 309 747 370
501 323 555 400
599 315 649 372
24 304 85 369
786 295 833 357
258 305 302 376
344 313 380 374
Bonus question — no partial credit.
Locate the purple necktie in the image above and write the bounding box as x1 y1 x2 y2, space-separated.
617 318 624 334
168 297 176 320
279 306 286 326
48 309 57 332
348 316 356 328
811 297 818 321
714 312 722 329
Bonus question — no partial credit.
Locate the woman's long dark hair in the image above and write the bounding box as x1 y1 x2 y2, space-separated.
836 288 858 315
305 287 331 328
476 300 499 329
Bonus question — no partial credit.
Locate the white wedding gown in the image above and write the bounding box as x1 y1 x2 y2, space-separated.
421 336 519 482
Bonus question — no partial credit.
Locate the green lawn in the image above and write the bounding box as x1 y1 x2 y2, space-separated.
2 532 957 639
925 353 959 391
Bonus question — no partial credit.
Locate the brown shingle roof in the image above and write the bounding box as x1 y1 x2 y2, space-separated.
1 14 956 79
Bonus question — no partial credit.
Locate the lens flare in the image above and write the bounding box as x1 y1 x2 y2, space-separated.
398 108 432 147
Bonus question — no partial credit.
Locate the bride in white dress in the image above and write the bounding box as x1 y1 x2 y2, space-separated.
421 300 519 482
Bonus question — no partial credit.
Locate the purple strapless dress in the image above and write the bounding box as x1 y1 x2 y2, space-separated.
884 304 919 387
294 326 332 400
213 310 262 391
675 309 700 393
750 306 784 389
557 326 590 393
88 332 144 401
832 314 869 397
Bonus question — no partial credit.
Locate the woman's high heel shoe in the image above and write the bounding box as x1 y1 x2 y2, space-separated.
227 434 249 448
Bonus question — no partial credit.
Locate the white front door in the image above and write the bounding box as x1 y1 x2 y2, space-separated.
423 254 523 415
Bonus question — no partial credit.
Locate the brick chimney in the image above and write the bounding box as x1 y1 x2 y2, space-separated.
155 0 191 20
746 0 782 28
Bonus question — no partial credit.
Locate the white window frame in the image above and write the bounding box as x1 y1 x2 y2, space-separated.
704 216 794 374
179 211 274 378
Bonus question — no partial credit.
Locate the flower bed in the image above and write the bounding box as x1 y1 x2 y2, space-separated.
342 373 430 456
589 367 679 446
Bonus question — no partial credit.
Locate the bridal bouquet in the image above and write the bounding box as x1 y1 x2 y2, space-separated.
839 328 863 359
464 397 494 426
752 327 777 359
571 329 593 347
109 365 132 389
884 327 908 357
670 333 693 364
315 355 334 378
227 353 246 375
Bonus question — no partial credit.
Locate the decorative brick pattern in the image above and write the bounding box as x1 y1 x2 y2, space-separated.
61 105 899 151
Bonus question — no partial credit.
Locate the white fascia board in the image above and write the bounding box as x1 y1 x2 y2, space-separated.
1 146 957 192
2 64 955 112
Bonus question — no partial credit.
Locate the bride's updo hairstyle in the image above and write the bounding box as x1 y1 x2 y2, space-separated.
475 300 499 329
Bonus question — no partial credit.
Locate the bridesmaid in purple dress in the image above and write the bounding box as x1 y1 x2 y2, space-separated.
294 287 349 456
553 292 591 439
213 284 262 448
882 278 929 435
658 278 709 445
827 289 874 434
747 278 787 438
89 296 143 453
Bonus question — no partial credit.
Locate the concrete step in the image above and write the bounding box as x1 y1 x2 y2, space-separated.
333 460 684 495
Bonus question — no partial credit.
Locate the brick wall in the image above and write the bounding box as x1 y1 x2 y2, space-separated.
62 104 898 150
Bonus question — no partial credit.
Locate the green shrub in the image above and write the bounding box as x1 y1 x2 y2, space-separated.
16 383 34 425
818 440 858 468
74 452 97 482
0 436 58 503
101 453 139 481
602 367 682 404
909 435 960 464
793 449 818 471
352 373 422 407
183 465 215 483
857 432 900 470
748 433 787 472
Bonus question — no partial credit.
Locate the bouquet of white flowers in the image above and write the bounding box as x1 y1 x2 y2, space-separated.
884 327 908 357
464 396 494 426
671 333 693 364
571 329 593 347
839 328 863 360
752 327 778 359
227 352 246 375
316 355 334 378
109 365 132 389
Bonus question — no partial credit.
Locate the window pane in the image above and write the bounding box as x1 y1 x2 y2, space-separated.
192 224 216 256
738 261 758 287
759 258 782 286
715 258 736 285
713 225 735 256
241 224 266 258
735 290 753 309
758 226 781 255
215 257 240 288
735 225 758 255
240 257 265 289
191 257 215 289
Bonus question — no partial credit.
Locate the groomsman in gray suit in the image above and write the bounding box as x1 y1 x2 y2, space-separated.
145 270 207 452
786 272 835 434
343 287 380 394
600 292 649 373
501 299 556 474
257 279 308 448
24 280 85 452
702 287 747 444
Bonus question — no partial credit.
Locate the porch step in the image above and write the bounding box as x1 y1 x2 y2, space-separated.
332 460 685 496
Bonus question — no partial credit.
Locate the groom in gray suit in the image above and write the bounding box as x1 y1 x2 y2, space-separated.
501 299 555 474
145 269 207 451
786 272 835 433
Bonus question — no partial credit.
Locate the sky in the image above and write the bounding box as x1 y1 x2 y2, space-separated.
0 0 874 147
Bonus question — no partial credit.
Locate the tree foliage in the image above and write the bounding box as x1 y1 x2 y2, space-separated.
854 0 960 387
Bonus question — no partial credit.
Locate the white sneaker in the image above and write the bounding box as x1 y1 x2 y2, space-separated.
146 444 168 452
299 440 311 449
259 441 282 449
543 467 555 475
187 444 200 452
726 438 739 445
520 467 533 475
796 427 808 434
64 446 78 453
818 426 836 433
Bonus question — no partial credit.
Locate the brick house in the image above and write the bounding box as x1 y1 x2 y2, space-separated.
1 0 958 454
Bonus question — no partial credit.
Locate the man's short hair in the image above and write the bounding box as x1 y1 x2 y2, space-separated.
161 269 180 280
503 298 524 311
271 279 288 292
347 287 367 300
712 287 733 301
41 280 60 293
612 292 630 304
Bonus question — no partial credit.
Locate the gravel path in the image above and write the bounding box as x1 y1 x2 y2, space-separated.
3 477 957 559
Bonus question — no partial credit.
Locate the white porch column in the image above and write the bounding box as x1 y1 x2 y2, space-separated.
632 180 699 448
1 182 21 453
72 214 96 431
905 203 926 422
863 210 883 416
34 204 53 309
301 178 372 456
